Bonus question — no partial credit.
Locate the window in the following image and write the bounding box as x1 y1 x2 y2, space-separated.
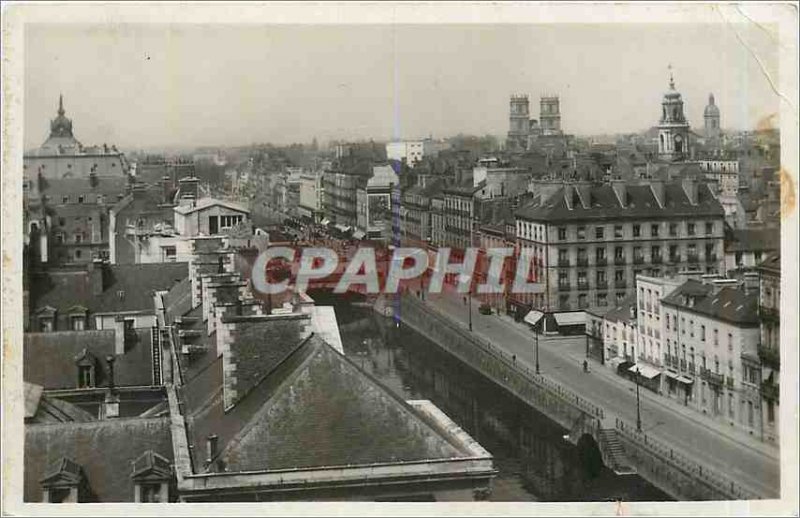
48 488 72 503
558 271 568 284
62 196 69 204
687 222 695 236
577 226 586 240
705 222 713 235
597 293 608 306
616 292 625 303
714 329 719 345
767 401 775 423
577 271 587 285
614 269 624 281
701 325 706 342
666 314 670 329
670 245 679 260
140 483 163 503
681 317 686 334
75 234 83 244
595 226 604 239
71 316 85 331
58 217 65 227
614 225 623 239
558 249 569 264
578 294 588 308
615 246 624 259
558 227 567 240
652 245 661 259
728 333 733 351
669 223 678 237
78 195 84 204
39 317 53 333
651 224 659 237
596 270 606 283
75 250 82 259
78 365 94 388
633 224 640 237
596 247 606 261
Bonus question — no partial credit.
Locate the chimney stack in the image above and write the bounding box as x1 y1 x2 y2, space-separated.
103 355 120 419
743 272 759 294
162 175 173 205
131 182 148 200
205 434 219 471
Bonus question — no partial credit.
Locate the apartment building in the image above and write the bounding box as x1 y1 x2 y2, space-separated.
757 252 780 443
660 280 761 435
515 179 726 313
322 165 370 227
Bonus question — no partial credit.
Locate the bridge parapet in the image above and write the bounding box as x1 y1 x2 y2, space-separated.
395 294 764 501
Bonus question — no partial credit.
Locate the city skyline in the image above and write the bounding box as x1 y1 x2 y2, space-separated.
24 23 779 151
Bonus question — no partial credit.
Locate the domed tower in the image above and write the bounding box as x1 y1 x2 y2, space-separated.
41 94 81 152
657 69 691 162
507 94 530 151
704 93 721 138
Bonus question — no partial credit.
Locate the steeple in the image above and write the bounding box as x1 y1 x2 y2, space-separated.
668 64 675 90
58 94 65 116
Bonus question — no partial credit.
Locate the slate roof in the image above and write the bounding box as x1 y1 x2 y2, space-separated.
216 335 468 472
24 329 154 389
516 181 724 222
163 276 193 323
725 228 780 253
661 280 759 326
603 294 639 325
40 176 128 198
30 263 188 316
758 252 781 274
24 418 173 502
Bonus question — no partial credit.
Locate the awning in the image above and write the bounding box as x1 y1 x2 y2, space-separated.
320 218 331 226
607 357 624 369
629 363 662 379
334 224 350 233
352 230 366 240
663 370 680 380
617 360 635 374
677 375 695 384
554 311 586 326
524 310 544 327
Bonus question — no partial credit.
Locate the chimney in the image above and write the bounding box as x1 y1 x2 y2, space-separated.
179 176 199 200
113 317 128 355
103 355 120 419
650 180 665 208
743 272 759 294
205 434 219 471
682 177 699 205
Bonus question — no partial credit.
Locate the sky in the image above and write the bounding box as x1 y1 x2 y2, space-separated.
24 22 780 151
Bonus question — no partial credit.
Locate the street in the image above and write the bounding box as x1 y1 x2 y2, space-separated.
422 291 781 498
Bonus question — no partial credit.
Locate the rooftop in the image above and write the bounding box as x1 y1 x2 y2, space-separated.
724 228 780 253
661 279 759 326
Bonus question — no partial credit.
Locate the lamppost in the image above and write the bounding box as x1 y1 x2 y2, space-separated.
635 365 642 432
534 322 540 374
460 273 473 332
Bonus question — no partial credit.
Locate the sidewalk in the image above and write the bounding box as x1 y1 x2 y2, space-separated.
491 308 779 460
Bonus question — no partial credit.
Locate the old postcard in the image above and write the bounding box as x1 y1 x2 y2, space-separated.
1 2 797 516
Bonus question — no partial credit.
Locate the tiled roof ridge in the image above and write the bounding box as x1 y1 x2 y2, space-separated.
26 415 169 430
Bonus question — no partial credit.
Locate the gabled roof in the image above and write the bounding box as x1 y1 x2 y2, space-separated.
174 198 250 215
603 294 638 325
131 450 172 480
25 418 173 502
41 457 84 486
216 335 468 473
758 251 781 274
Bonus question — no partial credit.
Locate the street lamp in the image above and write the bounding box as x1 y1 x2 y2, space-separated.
635 365 642 432
534 321 540 375
459 273 473 332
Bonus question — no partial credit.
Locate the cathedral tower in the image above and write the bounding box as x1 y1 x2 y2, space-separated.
507 95 530 151
704 93 721 139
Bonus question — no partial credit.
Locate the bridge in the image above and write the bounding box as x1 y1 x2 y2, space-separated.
390 293 763 501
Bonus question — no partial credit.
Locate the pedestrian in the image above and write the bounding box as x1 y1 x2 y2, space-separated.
512 354 516 364
463 296 467 305
583 359 589 373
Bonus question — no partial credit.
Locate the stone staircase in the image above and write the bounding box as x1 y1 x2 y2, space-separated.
597 428 636 476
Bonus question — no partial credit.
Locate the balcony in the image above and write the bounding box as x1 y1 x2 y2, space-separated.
633 256 645 265
701 368 725 387
758 344 780 370
652 256 662 264
669 255 681 263
577 257 589 267
687 254 699 263
688 362 696 374
558 259 571 267
577 282 590 292
679 358 687 371
614 279 627 289
558 283 571 292
595 257 607 266
761 381 779 401
596 280 608 290
614 256 626 265
707 254 718 263
726 377 734 389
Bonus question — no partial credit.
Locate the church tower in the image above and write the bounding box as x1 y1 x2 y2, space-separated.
657 69 691 162
507 95 530 151
704 93 721 139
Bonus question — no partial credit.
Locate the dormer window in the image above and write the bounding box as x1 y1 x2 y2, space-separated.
131 451 172 503
39 317 53 333
74 348 97 388
40 458 86 503
71 315 85 331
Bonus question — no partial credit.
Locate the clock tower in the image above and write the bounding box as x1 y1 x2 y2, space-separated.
657 68 691 162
